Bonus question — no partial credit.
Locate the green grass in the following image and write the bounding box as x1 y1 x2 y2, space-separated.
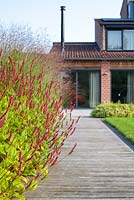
105 117 134 143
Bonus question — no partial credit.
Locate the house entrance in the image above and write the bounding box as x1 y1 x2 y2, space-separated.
111 71 134 103
71 70 100 108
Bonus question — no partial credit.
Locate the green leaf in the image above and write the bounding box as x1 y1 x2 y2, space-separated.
0 144 6 158
0 195 10 200
13 192 26 200
40 167 48 177
28 179 38 191
20 176 29 184
9 146 17 159
23 169 37 176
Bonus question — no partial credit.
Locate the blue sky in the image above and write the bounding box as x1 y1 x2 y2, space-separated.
0 0 123 44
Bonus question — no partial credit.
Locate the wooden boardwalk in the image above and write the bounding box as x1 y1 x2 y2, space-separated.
26 117 134 200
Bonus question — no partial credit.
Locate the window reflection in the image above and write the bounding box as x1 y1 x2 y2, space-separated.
107 30 134 51
123 30 134 50
107 31 122 50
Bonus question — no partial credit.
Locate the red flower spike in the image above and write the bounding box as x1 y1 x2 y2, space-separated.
9 95 16 106
42 131 50 140
7 130 13 143
49 80 54 89
50 156 58 166
35 172 41 180
60 112 64 121
0 116 5 128
0 49 2 56
29 140 34 151
17 150 23 174
68 143 77 156
42 159 49 169
30 100 34 109
55 148 61 156
70 112 72 121
75 116 80 124
32 127 38 137
70 103 75 112
69 127 76 135
18 85 23 96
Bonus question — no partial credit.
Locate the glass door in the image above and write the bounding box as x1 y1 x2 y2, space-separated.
127 72 134 103
78 71 89 107
70 70 100 108
89 72 100 108
111 71 127 103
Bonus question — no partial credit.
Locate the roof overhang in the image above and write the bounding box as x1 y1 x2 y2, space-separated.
95 18 134 28
64 57 134 61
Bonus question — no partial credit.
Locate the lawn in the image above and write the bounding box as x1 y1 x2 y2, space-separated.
105 117 134 143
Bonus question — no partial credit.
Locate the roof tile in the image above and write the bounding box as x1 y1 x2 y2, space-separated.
52 42 134 60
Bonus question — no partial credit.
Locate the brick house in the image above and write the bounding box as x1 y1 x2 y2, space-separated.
50 0 134 108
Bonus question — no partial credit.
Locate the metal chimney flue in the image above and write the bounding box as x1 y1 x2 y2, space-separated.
128 1 134 18
60 6 66 51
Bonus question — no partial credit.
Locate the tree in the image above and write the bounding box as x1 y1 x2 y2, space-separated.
0 23 50 53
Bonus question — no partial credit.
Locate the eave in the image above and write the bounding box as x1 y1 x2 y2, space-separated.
64 57 134 61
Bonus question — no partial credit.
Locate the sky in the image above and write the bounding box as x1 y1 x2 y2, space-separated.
0 0 123 46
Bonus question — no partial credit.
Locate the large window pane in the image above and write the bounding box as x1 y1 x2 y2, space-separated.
107 31 122 50
78 71 89 107
70 71 100 108
123 30 134 50
127 72 134 103
89 72 100 108
111 71 127 103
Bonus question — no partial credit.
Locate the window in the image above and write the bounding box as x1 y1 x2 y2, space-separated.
111 71 134 103
107 30 134 51
70 71 100 108
123 30 134 50
107 31 122 50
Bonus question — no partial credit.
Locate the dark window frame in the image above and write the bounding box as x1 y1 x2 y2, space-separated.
106 29 134 51
110 69 134 103
107 30 122 51
70 69 101 108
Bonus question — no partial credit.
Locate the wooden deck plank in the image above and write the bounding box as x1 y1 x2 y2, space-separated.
26 118 134 199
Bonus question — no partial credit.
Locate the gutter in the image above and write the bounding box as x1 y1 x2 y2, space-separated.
64 57 134 61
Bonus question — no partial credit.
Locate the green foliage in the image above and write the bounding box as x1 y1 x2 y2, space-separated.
91 102 134 118
105 117 134 143
0 53 78 199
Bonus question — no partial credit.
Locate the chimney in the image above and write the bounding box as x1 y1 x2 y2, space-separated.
120 0 134 18
128 0 134 18
60 6 66 51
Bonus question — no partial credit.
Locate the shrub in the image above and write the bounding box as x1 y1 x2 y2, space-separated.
0 53 78 199
91 102 134 118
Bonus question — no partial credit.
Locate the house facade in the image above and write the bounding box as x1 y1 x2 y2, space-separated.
51 0 134 108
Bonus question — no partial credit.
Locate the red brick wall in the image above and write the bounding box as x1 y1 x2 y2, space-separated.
95 19 106 50
101 61 111 103
61 60 134 105
65 60 100 69
111 60 134 69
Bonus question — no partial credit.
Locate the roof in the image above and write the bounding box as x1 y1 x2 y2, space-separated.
95 18 134 28
52 42 134 61
101 18 134 22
